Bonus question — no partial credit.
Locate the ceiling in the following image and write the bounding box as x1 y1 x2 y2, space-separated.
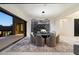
5 4 79 19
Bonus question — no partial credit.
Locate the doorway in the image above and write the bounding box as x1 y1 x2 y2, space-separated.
15 23 24 35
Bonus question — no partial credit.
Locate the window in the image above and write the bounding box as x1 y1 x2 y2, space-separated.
21 24 23 31
0 11 13 37
0 12 13 26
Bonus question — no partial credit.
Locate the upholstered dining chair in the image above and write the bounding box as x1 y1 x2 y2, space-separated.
56 35 60 43
46 33 56 47
30 33 36 45
35 35 45 47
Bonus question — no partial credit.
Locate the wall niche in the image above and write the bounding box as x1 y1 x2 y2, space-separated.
31 19 50 34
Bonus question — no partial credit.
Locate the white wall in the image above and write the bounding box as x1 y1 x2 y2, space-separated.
59 17 74 36
58 10 79 37
50 19 56 33
55 19 61 36
27 20 31 37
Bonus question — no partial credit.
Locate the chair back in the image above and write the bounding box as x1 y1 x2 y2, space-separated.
46 33 56 47
35 35 45 46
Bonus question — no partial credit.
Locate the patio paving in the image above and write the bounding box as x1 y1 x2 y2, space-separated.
0 35 24 51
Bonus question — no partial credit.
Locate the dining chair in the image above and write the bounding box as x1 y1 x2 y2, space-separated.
56 35 60 43
35 35 45 47
30 33 36 45
46 33 56 47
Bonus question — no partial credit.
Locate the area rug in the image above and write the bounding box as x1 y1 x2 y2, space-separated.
3 37 73 52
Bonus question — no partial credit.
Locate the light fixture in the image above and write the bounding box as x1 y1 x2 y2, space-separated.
42 11 45 13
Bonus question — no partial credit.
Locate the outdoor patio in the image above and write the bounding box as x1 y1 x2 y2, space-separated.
0 35 24 51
